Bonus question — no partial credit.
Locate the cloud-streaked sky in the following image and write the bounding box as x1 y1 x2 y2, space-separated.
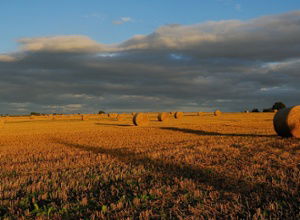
1 1 300 114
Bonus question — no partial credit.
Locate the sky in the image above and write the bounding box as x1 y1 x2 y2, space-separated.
1 0 300 114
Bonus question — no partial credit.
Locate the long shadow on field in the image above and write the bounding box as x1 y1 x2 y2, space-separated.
95 123 133 127
160 127 276 138
54 139 247 193
54 139 297 205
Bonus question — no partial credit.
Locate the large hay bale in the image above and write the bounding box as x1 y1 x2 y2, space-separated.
273 106 300 138
133 113 149 126
197 112 202 116
158 112 169 121
174 112 184 119
214 110 222 116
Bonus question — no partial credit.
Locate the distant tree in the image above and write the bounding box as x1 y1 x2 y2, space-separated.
30 112 41 116
272 102 286 110
252 108 260 113
263 108 273 112
98 110 105 114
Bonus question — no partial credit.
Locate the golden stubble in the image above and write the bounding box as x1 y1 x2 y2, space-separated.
0 112 299 219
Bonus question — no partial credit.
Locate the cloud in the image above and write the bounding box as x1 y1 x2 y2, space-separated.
18 36 111 53
0 54 16 62
120 11 300 61
112 17 133 25
0 11 300 114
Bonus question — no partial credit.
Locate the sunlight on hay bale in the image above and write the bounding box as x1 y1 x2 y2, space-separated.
174 112 184 119
214 110 222 116
133 113 149 126
273 106 300 138
158 112 169 121
197 112 202 116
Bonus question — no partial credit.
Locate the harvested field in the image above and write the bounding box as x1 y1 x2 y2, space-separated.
0 113 299 219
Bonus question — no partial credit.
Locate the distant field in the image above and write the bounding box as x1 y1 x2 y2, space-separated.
0 113 299 219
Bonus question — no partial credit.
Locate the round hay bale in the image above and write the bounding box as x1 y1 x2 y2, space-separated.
273 106 300 138
174 112 184 119
133 113 149 126
214 110 222 116
158 112 169 121
197 112 202 116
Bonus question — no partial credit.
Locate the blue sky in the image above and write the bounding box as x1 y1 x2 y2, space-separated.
1 0 300 53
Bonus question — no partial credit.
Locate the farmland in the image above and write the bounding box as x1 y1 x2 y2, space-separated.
0 113 299 219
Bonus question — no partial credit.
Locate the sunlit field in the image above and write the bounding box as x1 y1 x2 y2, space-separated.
0 113 299 219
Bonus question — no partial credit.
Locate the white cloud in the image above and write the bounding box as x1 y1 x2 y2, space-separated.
112 17 133 25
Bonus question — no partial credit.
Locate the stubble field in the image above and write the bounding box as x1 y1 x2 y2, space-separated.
0 113 299 219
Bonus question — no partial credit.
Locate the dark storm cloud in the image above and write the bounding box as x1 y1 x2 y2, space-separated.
0 11 300 114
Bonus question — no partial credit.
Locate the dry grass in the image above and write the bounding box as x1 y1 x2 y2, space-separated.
0 112 299 219
117 114 126 121
108 113 118 119
0 118 4 128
